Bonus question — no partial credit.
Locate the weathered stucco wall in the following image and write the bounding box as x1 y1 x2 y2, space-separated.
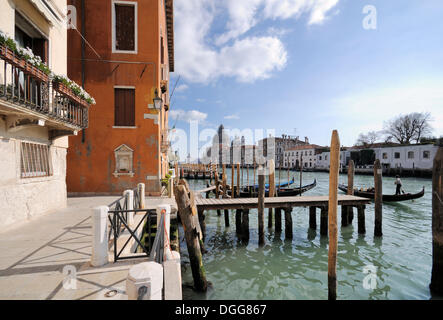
0 131 68 229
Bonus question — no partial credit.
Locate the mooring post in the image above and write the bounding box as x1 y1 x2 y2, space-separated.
347 160 355 224
237 164 240 198
174 184 207 292
299 154 303 196
309 206 317 230
275 208 282 233
374 159 383 237
268 159 275 228
284 207 293 240
231 164 235 198
242 209 250 243
328 130 340 301
215 170 221 216
258 166 265 246
341 205 348 227
430 147 443 295
222 172 229 227
320 206 328 236
357 205 366 234
236 209 242 236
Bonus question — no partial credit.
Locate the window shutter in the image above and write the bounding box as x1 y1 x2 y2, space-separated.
115 4 135 51
115 88 135 126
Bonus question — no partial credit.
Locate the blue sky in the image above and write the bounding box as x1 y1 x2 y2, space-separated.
169 0 443 159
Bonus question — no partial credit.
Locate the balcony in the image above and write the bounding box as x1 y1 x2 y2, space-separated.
0 45 90 139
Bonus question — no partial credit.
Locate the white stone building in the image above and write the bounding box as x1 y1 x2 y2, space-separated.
374 144 438 170
315 150 350 170
284 144 322 169
0 0 90 229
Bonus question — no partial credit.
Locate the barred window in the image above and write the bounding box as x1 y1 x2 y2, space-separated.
20 142 52 178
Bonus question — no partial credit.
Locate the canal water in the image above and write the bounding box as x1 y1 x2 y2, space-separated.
179 169 438 300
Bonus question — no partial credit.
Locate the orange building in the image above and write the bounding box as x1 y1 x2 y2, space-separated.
66 0 174 195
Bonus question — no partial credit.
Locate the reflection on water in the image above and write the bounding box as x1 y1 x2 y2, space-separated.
180 169 435 300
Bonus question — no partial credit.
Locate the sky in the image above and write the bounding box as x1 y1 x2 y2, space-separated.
168 0 443 160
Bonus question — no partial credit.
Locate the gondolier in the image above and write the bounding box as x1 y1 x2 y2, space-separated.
395 175 405 195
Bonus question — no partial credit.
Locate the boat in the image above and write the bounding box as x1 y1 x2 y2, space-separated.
338 184 425 202
249 178 295 190
229 179 317 198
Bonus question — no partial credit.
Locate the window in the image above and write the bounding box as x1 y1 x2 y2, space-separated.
15 12 48 63
319 156 322 160
20 142 52 178
114 88 135 126
112 1 137 52
325 155 328 160
394 152 400 159
408 151 414 159
382 153 387 159
423 151 430 159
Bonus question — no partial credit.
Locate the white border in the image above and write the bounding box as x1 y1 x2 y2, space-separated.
111 0 138 54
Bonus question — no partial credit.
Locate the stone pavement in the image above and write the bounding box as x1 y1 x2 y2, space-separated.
0 196 176 300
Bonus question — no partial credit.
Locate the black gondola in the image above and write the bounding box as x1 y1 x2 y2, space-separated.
228 179 317 198
338 184 425 202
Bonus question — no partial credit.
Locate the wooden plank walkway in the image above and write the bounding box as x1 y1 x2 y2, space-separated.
195 195 370 211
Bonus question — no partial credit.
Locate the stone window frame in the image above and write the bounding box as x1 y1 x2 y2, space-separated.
113 144 135 177
423 150 430 159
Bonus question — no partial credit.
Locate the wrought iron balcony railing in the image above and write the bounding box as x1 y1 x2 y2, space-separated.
0 46 89 130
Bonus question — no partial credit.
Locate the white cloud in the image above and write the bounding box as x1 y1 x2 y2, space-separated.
174 0 287 84
263 0 339 24
175 84 189 92
215 0 263 45
170 109 208 123
224 114 240 120
174 0 339 84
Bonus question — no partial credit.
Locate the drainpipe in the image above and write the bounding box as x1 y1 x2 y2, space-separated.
81 0 86 144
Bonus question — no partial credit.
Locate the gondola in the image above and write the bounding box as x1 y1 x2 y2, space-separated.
338 184 425 202
249 178 295 190
228 179 317 198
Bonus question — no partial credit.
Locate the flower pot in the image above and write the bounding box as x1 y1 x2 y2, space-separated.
25 62 49 82
53 81 90 108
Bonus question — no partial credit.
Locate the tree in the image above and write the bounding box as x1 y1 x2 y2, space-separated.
355 131 380 146
383 112 433 144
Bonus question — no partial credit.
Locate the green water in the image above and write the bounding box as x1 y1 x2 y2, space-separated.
180 169 438 300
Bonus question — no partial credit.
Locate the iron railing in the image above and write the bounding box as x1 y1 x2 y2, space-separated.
0 51 89 129
108 208 153 262
107 188 155 262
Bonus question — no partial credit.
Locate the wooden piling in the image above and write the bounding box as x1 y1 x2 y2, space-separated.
268 160 275 228
242 209 250 243
430 147 443 295
198 207 206 240
236 209 242 236
347 160 355 224
320 207 328 236
215 171 221 216
374 159 383 237
258 167 265 246
231 165 235 198
309 206 317 230
284 207 293 240
328 130 340 301
222 172 229 227
174 184 207 292
275 208 282 233
299 154 303 196
237 164 240 198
